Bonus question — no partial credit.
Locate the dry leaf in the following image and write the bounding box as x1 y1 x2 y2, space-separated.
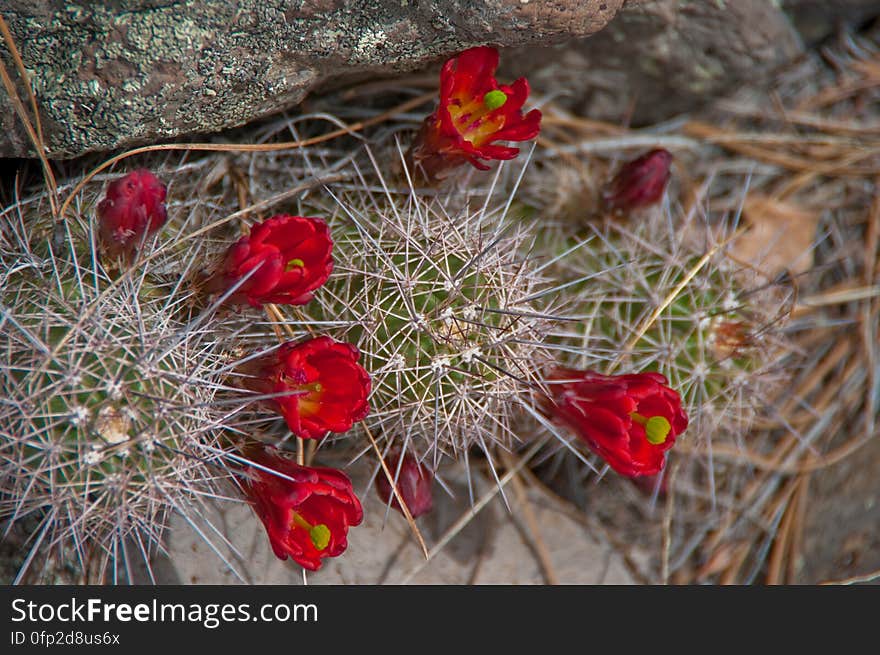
731 195 819 277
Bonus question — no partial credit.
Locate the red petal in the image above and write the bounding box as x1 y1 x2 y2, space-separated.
244 448 363 569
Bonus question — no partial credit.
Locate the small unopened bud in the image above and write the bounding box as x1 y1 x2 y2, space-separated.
376 450 434 518
97 169 167 261
602 149 672 213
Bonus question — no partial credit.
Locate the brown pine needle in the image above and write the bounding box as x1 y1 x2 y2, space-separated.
398 437 548 584
57 91 436 221
766 475 806 584
613 225 748 367
0 14 58 214
500 449 559 585
683 121 880 176
362 423 428 560
0 16 47 150
820 567 880 585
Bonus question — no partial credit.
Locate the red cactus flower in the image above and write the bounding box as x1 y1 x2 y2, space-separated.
544 367 688 477
240 336 371 440
376 450 434 518
207 214 333 307
406 45 542 183
602 148 672 212
97 169 167 260
243 446 363 570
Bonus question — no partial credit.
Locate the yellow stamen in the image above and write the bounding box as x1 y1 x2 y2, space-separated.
464 116 505 146
282 377 323 396
290 511 331 551
447 92 507 146
630 412 672 445
285 258 305 272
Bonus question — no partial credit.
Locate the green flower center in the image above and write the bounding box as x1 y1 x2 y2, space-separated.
291 511 331 551
630 412 672 445
309 524 331 551
483 90 508 110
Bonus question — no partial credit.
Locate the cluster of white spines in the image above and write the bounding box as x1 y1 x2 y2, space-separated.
0 208 236 582
543 206 794 447
301 186 563 469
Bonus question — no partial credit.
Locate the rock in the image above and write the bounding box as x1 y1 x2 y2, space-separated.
782 0 880 44
504 0 805 125
161 462 642 584
0 0 623 158
4 1 870 159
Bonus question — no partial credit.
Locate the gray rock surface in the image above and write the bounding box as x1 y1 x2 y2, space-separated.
507 0 805 125
2 1 877 159
782 0 880 44
160 463 642 585
0 0 623 158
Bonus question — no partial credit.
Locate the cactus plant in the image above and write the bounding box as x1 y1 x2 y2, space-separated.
0 203 238 583
538 202 796 469
284 179 566 473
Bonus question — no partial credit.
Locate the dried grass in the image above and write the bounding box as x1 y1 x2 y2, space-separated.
2 23 877 585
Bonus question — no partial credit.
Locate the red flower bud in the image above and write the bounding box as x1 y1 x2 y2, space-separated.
544 367 688 477
239 336 371 440
96 169 167 260
376 450 434 518
406 45 542 183
242 446 363 570
208 214 333 307
602 149 672 212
